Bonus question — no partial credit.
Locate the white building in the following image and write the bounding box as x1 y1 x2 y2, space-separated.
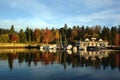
79 38 109 51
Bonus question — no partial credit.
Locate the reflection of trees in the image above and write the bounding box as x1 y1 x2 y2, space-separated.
119 65 120 72
18 53 25 65
1 51 119 71
42 52 52 65
33 52 40 66
109 53 116 70
7 53 18 70
101 52 120 71
115 52 120 72
61 51 67 69
8 53 13 70
0 53 8 60
25 52 33 67
17 51 62 66
71 54 80 68
102 57 109 70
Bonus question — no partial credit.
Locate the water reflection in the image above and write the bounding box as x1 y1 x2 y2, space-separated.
0 49 120 71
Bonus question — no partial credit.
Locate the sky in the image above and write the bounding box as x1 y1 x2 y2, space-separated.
0 0 120 31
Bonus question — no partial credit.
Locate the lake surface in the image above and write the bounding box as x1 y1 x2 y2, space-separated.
0 49 120 80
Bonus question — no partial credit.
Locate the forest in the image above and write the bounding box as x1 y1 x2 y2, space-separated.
0 24 120 45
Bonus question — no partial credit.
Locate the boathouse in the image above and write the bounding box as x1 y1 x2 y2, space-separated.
79 38 109 51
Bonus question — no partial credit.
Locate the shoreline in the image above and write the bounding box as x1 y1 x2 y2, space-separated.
0 43 119 51
0 43 40 49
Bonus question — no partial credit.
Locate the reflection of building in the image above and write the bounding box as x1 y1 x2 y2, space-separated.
79 38 109 51
115 34 120 46
80 51 109 60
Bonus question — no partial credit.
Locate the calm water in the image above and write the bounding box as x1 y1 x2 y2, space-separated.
0 49 120 80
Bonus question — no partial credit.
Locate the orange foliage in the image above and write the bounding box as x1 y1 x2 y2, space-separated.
34 29 41 42
42 28 53 44
34 29 41 38
9 34 19 42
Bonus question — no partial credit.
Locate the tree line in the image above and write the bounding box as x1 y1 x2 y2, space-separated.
0 24 120 45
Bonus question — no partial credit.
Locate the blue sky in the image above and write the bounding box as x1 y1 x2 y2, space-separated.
0 0 120 30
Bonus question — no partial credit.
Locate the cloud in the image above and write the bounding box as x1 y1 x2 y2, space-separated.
62 9 120 26
0 18 57 31
0 0 120 29
0 0 53 19
82 0 114 10
1 9 120 31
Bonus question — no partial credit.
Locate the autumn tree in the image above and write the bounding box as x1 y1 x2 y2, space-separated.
0 34 9 43
9 34 19 42
34 28 41 43
55 30 60 44
42 28 53 44
71 27 78 43
51 28 56 43
0 24 120 45
9 25 19 42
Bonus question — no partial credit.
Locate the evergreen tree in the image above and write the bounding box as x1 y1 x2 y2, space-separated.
93 25 101 38
25 27 32 42
84 26 93 38
19 29 26 43
81 25 85 40
110 26 117 45
101 26 111 44
118 25 120 34
63 24 68 45
10 25 15 34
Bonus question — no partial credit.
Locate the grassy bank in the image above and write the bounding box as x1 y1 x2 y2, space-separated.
0 43 40 48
